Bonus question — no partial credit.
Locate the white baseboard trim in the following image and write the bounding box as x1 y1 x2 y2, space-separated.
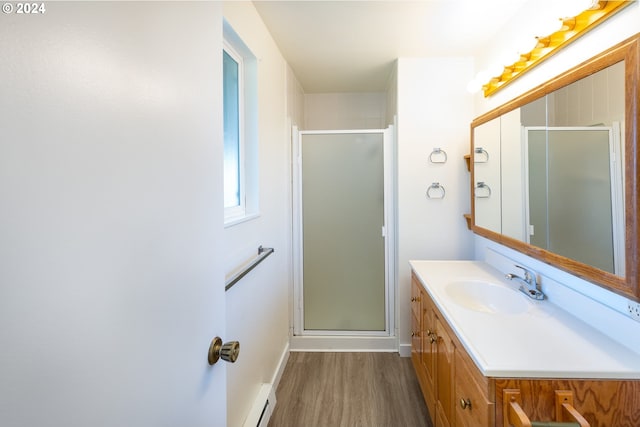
398 343 411 358
242 384 272 427
289 335 398 352
242 342 290 427
271 341 290 391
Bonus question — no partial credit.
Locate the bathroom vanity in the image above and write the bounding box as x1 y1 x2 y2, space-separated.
427 31 640 427
410 261 640 427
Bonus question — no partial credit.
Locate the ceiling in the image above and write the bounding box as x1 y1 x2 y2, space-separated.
253 0 530 93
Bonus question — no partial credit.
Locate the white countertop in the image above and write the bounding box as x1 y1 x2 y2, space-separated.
409 260 640 379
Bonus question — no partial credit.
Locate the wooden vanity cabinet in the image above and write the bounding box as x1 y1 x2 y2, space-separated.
454 350 494 427
411 273 465 427
410 272 640 427
434 316 455 427
411 272 500 426
434 295 493 427
421 293 437 417
410 278 421 385
411 277 435 418
494 379 640 426
410 279 423 383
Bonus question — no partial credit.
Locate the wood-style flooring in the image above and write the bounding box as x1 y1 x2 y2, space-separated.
267 352 432 427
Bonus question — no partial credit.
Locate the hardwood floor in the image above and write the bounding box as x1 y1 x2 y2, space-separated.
267 352 432 427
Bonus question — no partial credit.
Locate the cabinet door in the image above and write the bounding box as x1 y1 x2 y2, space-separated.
411 276 433 419
411 275 422 319
411 310 423 384
435 405 451 427
411 310 421 362
455 351 494 427
421 297 437 418
410 277 424 387
435 317 456 427
410 277 421 362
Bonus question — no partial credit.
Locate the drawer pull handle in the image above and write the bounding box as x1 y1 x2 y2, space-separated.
429 333 438 344
460 398 472 410
411 296 417 302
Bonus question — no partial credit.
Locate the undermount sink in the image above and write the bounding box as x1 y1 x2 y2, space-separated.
444 280 531 315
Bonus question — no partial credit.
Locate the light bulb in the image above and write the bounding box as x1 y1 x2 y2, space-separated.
466 79 482 94
536 17 563 38
515 36 538 55
475 70 492 83
554 0 594 18
500 51 522 67
487 63 505 79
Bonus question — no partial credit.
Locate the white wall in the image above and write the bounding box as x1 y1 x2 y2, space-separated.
396 57 475 354
471 3 640 316
222 3 294 426
0 3 227 426
385 63 398 127
304 92 387 130
287 63 306 129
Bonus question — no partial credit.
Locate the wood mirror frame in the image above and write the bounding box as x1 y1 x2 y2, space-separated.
470 33 639 300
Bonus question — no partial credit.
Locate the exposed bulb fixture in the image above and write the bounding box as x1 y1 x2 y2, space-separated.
470 1 631 97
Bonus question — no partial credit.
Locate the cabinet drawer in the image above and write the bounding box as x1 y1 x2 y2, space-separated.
455 351 494 427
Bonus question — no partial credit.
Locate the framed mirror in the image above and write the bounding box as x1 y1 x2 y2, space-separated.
470 33 639 300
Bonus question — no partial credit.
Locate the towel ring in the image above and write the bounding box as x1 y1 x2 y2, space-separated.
429 148 447 164
475 182 492 198
426 182 446 199
474 147 489 163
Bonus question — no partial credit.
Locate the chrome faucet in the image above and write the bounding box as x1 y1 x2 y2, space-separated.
505 265 545 300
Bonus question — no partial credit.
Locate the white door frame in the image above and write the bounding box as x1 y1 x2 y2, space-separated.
291 128 396 351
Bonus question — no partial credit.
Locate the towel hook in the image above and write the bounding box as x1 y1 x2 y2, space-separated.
426 182 446 199
475 182 492 198
474 147 489 163
429 148 447 164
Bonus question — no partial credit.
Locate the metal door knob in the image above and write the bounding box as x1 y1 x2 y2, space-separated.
208 337 240 365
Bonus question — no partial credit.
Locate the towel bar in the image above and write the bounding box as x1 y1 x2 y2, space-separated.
225 246 274 291
503 389 589 427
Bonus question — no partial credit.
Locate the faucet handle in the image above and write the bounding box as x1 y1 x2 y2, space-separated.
515 264 534 281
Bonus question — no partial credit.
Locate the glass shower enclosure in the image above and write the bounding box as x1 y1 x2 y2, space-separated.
292 128 394 339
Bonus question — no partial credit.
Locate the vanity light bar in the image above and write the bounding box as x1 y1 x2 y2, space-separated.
482 0 633 97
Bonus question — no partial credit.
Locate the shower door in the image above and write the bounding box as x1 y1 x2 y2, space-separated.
294 130 392 334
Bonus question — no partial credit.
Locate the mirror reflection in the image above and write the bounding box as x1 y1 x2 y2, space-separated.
473 62 625 276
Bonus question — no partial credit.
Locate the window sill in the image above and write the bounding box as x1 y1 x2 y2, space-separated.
224 212 260 228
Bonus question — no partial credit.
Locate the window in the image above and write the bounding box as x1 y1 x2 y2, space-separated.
223 46 244 214
223 22 258 226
